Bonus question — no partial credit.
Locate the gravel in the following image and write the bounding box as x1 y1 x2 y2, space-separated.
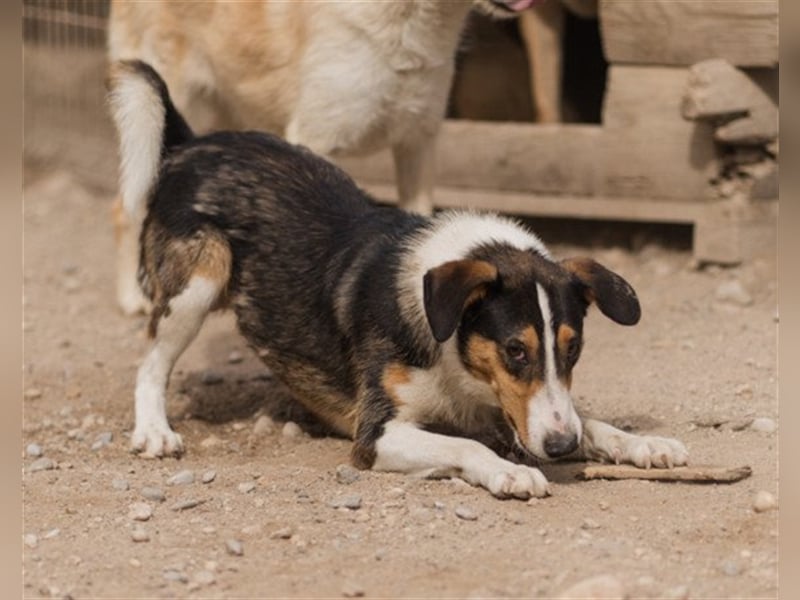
225 539 244 556
238 481 257 494
201 470 217 484
128 502 153 522
253 415 275 436
557 574 625 599
342 582 365 598
24 533 38 548
715 280 753 306
141 487 166 502
454 506 478 521
753 490 777 513
112 478 130 491
171 499 205 511
335 464 360 485
167 470 195 486
26 443 43 458
28 457 56 472
91 432 113 451
282 421 303 438
24 388 43 400
750 417 776 433
131 527 150 543
270 527 294 539
329 494 362 510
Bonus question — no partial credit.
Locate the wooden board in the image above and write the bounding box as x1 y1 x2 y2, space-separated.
581 463 752 483
599 0 778 67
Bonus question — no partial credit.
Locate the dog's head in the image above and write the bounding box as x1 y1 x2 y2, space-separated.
472 0 549 19
423 246 640 460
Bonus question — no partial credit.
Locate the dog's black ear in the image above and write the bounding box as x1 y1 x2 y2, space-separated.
423 259 498 343
561 257 641 325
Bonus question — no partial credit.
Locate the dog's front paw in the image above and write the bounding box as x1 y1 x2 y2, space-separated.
583 419 688 469
131 423 184 458
487 465 551 499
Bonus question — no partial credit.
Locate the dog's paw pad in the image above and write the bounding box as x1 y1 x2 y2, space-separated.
489 466 550 499
131 425 184 458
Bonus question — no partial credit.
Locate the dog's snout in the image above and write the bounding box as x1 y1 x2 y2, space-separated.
543 431 579 458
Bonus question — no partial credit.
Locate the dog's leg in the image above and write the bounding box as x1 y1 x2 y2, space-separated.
368 420 550 499
132 273 224 457
392 135 436 216
519 2 565 123
112 196 151 315
578 418 689 469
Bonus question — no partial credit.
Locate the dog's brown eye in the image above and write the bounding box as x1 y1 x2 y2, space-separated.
566 337 582 366
505 340 529 365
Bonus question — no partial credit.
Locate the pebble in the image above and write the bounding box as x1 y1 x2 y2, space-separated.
194 570 216 586
201 435 223 448
342 582 365 598
201 370 224 385
25 443 43 458
128 502 153 521
163 569 189 583
24 533 38 548
270 527 294 539
335 464 361 485
753 490 777 513
141 487 166 502
201 470 217 484
227 351 244 364
112 478 130 491
253 415 275 436
455 506 478 521
238 481 257 494
167 469 195 486
91 432 113 451
282 421 302 438
750 417 776 433
721 559 740 576
171 499 205 511
24 388 42 400
225 539 244 556
715 280 753 306
131 527 150 543
558 574 625 599
581 517 601 530
329 494 362 510
28 457 55 472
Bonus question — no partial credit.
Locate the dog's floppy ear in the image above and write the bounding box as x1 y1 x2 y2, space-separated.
561 257 641 325
423 259 498 343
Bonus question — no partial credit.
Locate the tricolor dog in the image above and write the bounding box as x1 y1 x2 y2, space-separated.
109 60 688 499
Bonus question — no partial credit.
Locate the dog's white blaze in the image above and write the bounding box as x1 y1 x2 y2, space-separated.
525 283 582 456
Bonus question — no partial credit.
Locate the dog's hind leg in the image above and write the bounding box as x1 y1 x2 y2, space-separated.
365 420 551 499
392 135 436 216
131 234 231 458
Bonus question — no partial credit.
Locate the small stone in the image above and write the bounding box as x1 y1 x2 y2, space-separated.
238 481 257 494
141 487 166 502
581 517 601 530
386 487 405 499
225 539 244 556
201 371 224 385
558 574 625 599
194 570 216 586
201 435 223 448
598 501 610 511
91 431 113 451
342 582 365 598
715 280 753 306
25 443 43 458
750 417 776 433
228 351 244 364
253 415 275 436
753 490 777 513
81 415 96 430
163 569 189 583
28 457 55 472
24 388 42 400
455 506 478 521
131 527 150 543
167 469 195 486
201 470 216 484
171 498 205 511
129 502 153 521
721 559 740 576
282 421 302 438
24 533 38 548
335 464 360 485
329 494 362 510
112 478 130 491
270 527 294 539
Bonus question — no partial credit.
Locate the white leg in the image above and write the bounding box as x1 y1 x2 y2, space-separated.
131 276 220 457
373 421 550 499
113 197 151 315
579 418 689 469
392 135 437 216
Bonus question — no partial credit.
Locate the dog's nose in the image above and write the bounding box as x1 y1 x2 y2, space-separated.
543 431 579 458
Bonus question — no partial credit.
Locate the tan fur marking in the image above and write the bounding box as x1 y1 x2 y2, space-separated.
192 233 232 288
382 363 412 407
557 324 576 389
465 334 542 444
111 195 127 244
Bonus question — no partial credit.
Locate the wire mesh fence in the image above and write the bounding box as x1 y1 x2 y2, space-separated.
23 0 117 190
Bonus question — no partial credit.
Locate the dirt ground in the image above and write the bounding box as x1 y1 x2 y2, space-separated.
22 166 778 599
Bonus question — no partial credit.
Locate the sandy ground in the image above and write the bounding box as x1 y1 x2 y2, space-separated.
22 167 778 599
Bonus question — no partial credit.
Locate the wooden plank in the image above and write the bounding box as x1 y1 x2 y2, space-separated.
599 0 778 67
600 65 718 201
581 463 752 483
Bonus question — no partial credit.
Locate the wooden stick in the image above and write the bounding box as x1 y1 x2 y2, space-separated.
580 464 752 484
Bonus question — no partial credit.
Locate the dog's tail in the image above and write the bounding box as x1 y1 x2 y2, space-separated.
107 60 194 217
